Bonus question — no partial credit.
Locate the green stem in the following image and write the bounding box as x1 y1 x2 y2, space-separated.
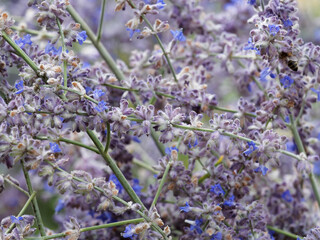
151 161 172 209
133 159 159 174
289 114 320 208
150 129 166 156
11 26 54 38
66 5 125 82
1 31 41 78
6 191 37 234
25 218 144 240
86 129 146 209
104 122 111 154
56 18 68 96
34 135 100 154
4 176 30 196
21 160 46 236
260 0 265 11
126 0 178 83
252 76 268 99
96 0 106 42
46 161 168 239
266 226 302 239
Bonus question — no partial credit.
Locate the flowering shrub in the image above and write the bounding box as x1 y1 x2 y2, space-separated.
1 0 320 239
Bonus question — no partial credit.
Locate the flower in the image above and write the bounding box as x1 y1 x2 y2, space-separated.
280 76 294 88
189 218 203 234
281 190 293 202
314 161 320 176
155 0 166 9
247 0 256 5
45 41 62 55
268 24 280 36
243 141 258 156
260 68 276 82
49 142 61 153
93 89 105 100
223 195 235 206
109 174 123 193
170 29 186 41
126 28 140 39
10 215 23 224
132 179 143 196
95 100 108 112
254 165 268 175
180 202 191 212
15 34 32 48
77 31 87 45
55 199 65 213
210 184 225 196
211 232 223 240
15 80 24 94
165 146 178 155
311 88 320 101
96 212 113 223
282 19 293 28
244 37 260 54
123 224 136 238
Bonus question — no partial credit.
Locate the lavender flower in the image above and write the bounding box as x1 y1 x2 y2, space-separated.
77 31 87 45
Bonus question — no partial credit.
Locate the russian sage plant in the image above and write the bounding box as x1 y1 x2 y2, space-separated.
0 0 320 239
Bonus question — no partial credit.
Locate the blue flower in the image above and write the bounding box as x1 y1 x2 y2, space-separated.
210 184 225 196
55 199 65 213
45 41 62 55
280 76 294 88
286 141 297 152
109 174 123 193
170 29 186 42
165 146 178 155
243 141 258 156
281 190 293 202
132 179 143 196
10 215 23 224
77 31 87 45
126 28 141 39
180 202 191 212
311 88 320 101
96 211 113 223
132 136 141 143
15 80 24 94
268 24 280 36
95 100 108 112
223 195 235 206
260 67 276 82
188 138 198 149
211 232 223 240
93 89 105 100
247 0 256 5
314 161 320 176
49 142 61 153
244 37 260 55
15 34 32 48
155 0 166 9
254 165 268 175
282 19 293 28
123 224 136 239
190 218 203 234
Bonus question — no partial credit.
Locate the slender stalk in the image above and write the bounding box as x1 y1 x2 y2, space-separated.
260 0 265 12
150 161 172 209
4 176 30 196
56 18 68 96
34 135 100 154
66 5 125 82
126 0 178 83
25 218 144 240
96 0 106 42
289 114 320 208
46 161 168 240
266 226 301 239
150 129 166 156
6 191 37 234
133 159 159 174
86 129 146 209
21 160 46 236
1 31 40 76
104 123 111 154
